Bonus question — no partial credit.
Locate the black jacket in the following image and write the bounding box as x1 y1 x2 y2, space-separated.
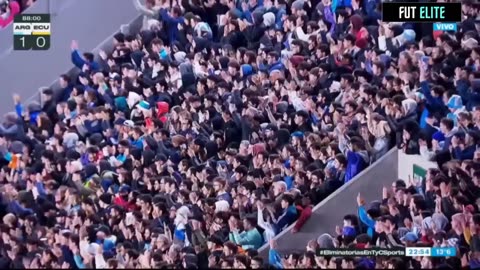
243 23 266 51
42 100 58 123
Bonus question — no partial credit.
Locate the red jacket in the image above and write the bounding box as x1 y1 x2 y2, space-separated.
157 102 169 123
293 205 313 231
113 195 136 211
420 234 433 245
433 30 443 40
0 1 20 28
355 27 369 41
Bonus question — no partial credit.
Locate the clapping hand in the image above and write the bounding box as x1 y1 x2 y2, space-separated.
257 201 265 211
135 229 144 241
356 193 364 206
382 186 389 200
434 196 442 213
12 94 21 105
163 222 173 242
408 197 416 212
71 40 79 50
228 219 238 231
352 0 359 10
98 50 108 60
335 225 342 236
241 1 248 11
337 15 344 24
407 175 420 189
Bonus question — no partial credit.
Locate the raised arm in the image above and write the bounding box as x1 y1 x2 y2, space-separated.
133 0 156 17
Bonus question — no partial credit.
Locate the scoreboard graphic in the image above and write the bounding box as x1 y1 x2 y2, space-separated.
13 14 50 50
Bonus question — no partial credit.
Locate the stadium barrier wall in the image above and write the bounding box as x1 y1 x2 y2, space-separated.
258 147 399 258
0 0 142 114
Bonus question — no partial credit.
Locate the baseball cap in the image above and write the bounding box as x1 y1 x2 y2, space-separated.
124 120 135 128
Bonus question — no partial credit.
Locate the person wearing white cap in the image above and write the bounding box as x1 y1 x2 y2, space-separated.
447 95 466 126
214 200 230 213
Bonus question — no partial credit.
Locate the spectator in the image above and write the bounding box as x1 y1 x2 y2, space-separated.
2 0 480 269
70 40 100 73
0 0 20 28
133 0 162 31
339 131 370 183
365 111 391 162
291 196 313 233
228 216 263 251
158 3 184 44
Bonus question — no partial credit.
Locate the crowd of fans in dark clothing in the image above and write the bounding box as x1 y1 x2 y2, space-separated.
0 0 480 268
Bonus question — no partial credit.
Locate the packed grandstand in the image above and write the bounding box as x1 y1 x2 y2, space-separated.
0 0 479 269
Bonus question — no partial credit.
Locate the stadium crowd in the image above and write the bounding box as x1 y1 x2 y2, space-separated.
0 0 479 268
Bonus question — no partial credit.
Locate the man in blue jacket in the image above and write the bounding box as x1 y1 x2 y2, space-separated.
70 40 100 72
356 193 375 238
362 0 381 24
339 136 370 183
159 5 185 45
272 194 298 235
237 0 265 23
420 76 445 128
439 118 458 152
